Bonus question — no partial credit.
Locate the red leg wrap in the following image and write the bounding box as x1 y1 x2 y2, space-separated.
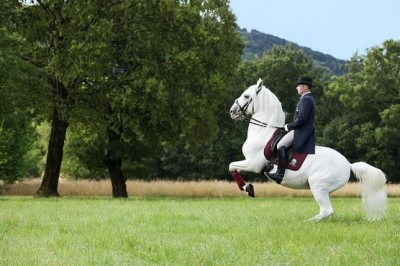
230 170 245 191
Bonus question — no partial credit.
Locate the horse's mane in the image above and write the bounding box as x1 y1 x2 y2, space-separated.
250 84 285 128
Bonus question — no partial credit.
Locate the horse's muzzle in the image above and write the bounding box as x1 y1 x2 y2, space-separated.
230 104 240 120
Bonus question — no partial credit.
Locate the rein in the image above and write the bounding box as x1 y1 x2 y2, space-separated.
243 115 281 128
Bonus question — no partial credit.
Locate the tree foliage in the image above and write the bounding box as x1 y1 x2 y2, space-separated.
59 0 243 190
0 1 49 183
325 40 400 182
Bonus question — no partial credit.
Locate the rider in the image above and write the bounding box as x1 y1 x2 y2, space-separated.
264 76 316 184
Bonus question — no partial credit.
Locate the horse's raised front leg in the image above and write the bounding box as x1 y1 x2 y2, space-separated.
229 159 262 173
229 160 260 197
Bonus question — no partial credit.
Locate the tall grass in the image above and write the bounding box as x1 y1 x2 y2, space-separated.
1 197 399 265
3 178 400 197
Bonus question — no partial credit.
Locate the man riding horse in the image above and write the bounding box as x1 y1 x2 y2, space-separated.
228 77 387 221
264 76 316 184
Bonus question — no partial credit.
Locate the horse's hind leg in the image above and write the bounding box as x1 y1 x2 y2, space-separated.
309 189 334 222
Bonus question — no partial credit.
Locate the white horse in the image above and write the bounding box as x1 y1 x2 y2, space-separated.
229 78 387 221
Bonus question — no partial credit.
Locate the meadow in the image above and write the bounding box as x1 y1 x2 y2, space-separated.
1 194 400 265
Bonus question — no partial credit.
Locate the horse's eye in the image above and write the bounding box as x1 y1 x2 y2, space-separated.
244 95 249 99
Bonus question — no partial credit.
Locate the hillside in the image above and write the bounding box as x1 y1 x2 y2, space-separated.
239 28 346 76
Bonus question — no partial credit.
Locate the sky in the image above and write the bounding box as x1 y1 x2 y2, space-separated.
229 0 400 60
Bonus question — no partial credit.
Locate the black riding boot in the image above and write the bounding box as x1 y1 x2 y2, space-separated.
264 146 287 184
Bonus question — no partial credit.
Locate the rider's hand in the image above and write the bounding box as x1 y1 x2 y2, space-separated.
284 124 290 132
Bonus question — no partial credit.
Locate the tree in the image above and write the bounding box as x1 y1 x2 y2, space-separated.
61 0 243 195
325 40 400 182
16 0 118 196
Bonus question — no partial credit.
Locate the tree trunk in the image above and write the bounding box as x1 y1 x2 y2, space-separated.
104 128 128 198
35 105 68 197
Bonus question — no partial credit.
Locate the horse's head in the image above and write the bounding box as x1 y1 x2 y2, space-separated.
230 78 264 120
230 78 285 128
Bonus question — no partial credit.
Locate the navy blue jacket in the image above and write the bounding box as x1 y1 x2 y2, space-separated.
287 93 316 154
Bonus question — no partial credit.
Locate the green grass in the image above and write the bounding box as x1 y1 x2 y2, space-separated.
1 197 399 265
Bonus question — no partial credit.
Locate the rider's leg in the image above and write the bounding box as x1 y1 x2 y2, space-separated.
264 146 287 184
277 146 287 176
277 130 294 149
264 131 293 183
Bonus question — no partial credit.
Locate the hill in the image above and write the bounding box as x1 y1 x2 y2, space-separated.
239 28 346 76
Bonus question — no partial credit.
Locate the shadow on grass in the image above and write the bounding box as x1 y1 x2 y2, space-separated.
320 214 389 224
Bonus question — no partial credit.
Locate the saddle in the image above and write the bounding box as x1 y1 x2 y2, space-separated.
263 129 308 171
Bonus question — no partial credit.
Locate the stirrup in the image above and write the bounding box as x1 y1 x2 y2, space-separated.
263 171 283 184
262 161 274 173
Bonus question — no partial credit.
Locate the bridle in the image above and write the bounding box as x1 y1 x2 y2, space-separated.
234 98 280 128
234 98 252 116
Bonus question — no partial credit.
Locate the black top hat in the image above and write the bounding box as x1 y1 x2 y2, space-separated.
295 77 313 87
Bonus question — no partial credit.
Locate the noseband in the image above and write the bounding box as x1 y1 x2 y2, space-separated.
235 98 252 117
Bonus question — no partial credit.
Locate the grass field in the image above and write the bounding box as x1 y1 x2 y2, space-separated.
1 196 399 265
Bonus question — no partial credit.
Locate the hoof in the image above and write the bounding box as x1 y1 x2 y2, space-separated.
308 212 334 222
245 183 255 197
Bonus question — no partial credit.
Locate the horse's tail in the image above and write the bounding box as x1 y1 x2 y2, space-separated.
351 162 387 221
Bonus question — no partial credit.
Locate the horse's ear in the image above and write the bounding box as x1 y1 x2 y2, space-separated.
256 78 263 95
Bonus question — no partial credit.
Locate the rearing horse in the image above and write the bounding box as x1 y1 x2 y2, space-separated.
229 78 387 221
